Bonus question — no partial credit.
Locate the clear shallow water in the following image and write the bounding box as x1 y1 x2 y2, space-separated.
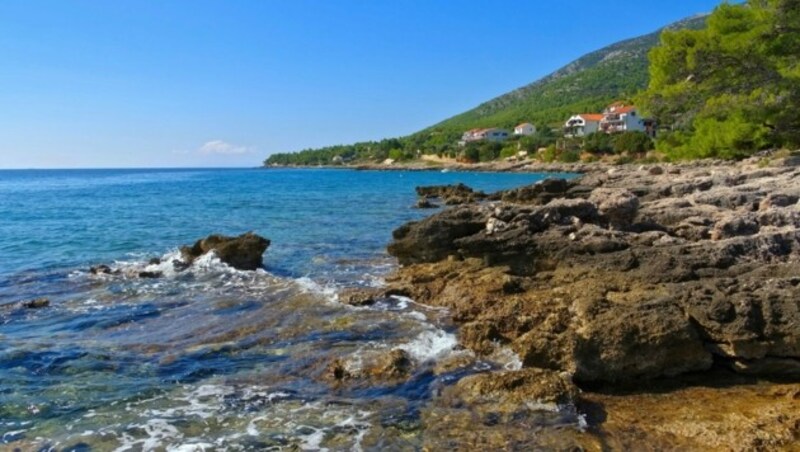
0 168 577 450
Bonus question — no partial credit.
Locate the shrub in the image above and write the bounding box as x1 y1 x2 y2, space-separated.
613 131 654 155
558 149 581 163
584 132 614 153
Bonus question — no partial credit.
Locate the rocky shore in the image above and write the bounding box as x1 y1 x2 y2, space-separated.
369 156 800 449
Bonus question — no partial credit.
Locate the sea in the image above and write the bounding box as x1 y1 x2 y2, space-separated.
0 168 576 451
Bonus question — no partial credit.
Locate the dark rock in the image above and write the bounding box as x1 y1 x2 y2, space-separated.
90 264 114 275
497 178 576 205
416 198 438 209
180 232 270 271
648 166 665 175
760 193 799 210
138 271 163 279
416 183 486 205
172 259 191 271
388 206 487 265
20 298 50 309
148 257 162 265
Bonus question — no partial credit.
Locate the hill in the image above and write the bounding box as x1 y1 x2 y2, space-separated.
423 15 707 135
265 15 707 166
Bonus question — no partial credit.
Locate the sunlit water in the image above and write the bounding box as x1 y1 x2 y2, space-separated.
0 168 577 450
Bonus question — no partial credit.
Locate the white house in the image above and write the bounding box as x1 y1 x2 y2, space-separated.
459 128 510 146
564 114 603 137
599 102 647 134
514 123 536 136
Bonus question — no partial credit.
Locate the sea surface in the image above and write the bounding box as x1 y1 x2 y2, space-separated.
0 168 576 451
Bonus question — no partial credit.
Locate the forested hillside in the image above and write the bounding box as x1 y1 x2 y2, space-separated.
265 15 707 166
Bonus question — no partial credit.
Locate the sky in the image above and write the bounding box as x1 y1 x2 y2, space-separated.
0 1 724 169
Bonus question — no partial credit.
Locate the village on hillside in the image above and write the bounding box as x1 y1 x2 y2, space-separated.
457 101 657 161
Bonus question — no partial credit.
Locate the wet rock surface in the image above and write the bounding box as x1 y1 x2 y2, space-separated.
180 232 270 271
19 298 50 309
384 158 800 448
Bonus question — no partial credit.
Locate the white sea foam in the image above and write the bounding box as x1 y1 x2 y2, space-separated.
168 443 214 452
297 425 327 451
295 277 337 302
395 329 458 362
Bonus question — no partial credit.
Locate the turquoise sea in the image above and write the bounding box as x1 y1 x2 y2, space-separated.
0 168 574 450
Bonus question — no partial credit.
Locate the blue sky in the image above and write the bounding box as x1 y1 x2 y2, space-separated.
0 1 723 168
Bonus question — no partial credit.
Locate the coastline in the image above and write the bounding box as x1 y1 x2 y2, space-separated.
262 156 743 175
345 154 800 449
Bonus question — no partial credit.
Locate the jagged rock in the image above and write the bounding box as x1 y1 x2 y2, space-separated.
416 183 486 205
385 160 800 383
497 178 575 205
180 232 270 271
388 206 487 265
760 192 799 210
710 215 760 240
416 198 438 209
588 188 639 227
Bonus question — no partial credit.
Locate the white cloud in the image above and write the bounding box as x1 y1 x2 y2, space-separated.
198 140 254 155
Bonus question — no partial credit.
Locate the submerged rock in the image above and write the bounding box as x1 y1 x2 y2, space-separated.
89 264 117 275
337 287 385 307
324 349 414 384
20 298 50 309
180 232 270 271
137 270 163 279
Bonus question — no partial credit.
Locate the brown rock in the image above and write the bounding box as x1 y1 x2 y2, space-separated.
180 232 270 271
337 287 384 307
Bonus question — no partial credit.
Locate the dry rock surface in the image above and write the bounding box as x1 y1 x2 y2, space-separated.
383 158 800 448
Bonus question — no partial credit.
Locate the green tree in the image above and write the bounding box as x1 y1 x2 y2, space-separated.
640 0 800 159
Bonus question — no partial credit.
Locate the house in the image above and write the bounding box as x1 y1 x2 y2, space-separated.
564 114 604 137
459 128 510 146
599 102 647 134
514 123 536 136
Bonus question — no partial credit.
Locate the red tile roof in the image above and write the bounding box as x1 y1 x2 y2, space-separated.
578 114 604 121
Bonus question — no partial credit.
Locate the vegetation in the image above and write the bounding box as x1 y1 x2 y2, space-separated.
266 16 704 166
639 0 800 159
266 1 799 166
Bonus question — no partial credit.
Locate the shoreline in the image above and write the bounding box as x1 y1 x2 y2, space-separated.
360 154 800 448
262 157 744 175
